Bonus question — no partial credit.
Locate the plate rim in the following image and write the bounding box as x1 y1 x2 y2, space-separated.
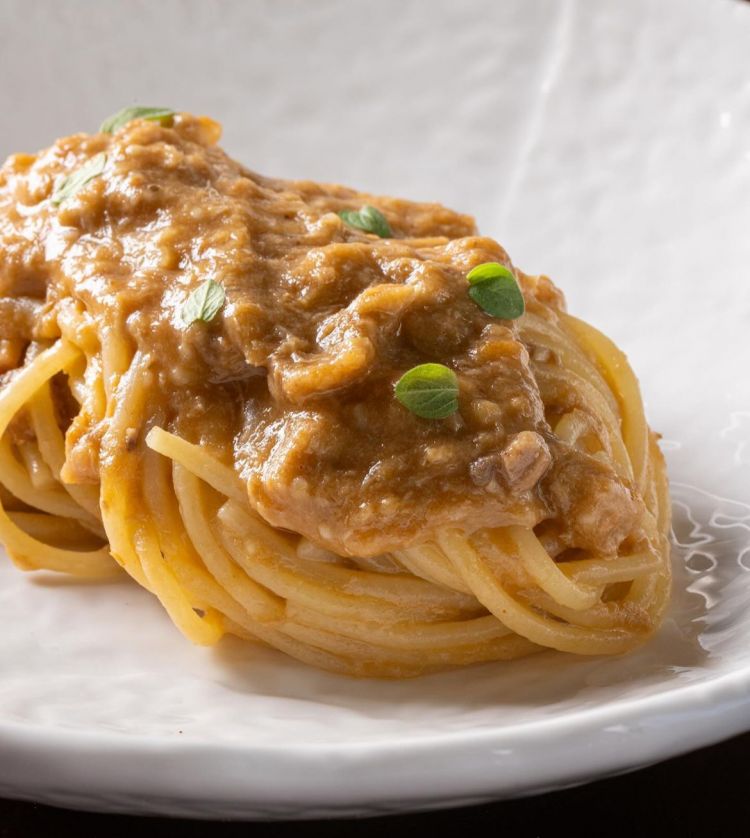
0 660 748 818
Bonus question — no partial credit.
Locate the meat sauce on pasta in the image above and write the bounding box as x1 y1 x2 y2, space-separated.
0 111 671 676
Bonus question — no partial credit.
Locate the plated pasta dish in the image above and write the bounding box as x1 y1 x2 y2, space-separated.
0 109 671 677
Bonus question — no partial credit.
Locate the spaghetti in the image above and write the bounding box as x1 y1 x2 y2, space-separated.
0 112 670 677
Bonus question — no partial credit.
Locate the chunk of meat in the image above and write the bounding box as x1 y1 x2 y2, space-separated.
543 452 640 555
499 431 552 491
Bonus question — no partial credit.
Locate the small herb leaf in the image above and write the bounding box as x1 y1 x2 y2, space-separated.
338 205 392 238
466 262 525 320
394 363 459 420
182 280 226 326
100 106 175 134
51 153 107 206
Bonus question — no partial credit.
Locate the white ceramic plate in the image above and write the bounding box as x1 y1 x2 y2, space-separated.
1 0 749 820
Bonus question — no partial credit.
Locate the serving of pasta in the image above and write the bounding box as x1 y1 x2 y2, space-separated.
0 110 671 678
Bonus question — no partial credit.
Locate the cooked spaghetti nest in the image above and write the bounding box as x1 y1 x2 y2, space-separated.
0 112 670 677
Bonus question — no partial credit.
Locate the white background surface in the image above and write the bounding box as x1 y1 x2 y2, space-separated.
0 0 749 819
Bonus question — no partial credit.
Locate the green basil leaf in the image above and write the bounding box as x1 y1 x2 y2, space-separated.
394 363 459 420
51 152 107 206
338 205 392 238
182 280 226 326
100 106 175 134
466 262 525 320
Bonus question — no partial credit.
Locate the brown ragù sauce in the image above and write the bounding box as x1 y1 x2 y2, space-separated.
0 113 640 559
